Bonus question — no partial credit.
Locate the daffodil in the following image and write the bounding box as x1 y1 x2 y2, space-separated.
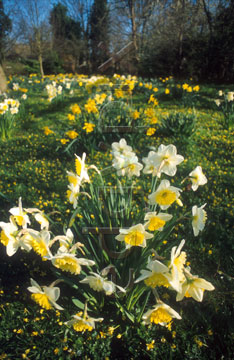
189 166 207 191
65 310 103 332
28 278 63 310
148 179 182 210
111 138 133 157
169 239 187 290
49 245 95 275
34 212 49 230
151 144 184 178
29 229 52 260
0 218 32 256
80 272 126 295
115 224 153 248
135 259 173 289
9 198 30 229
144 212 172 231
192 204 207 236
142 301 181 326
75 152 100 183
176 269 214 302
83 122 95 133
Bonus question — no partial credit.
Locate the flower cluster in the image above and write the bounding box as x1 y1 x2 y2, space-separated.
0 98 20 115
45 82 63 102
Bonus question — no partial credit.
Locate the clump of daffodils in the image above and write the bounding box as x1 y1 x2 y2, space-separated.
45 82 63 102
0 138 214 333
0 98 20 115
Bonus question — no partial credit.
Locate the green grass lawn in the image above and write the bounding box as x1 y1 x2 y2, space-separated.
0 74 233 359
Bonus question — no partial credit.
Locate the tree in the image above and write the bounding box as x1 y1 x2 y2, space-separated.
89 0 109 71
0 0 11 92
108 0 159 73
50 2 82 72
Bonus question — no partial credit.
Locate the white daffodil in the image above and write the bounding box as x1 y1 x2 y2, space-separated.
143 144 184 178
148 179 182 210
168 239 187 292
176 269 214 302
80 272 126 295
111 138 133 156
144 211 172 231
115 223 153 249
50 251 95 275
75 153 90 182
75 153 100 184
9 198 30 229
124 156 143 178
189 166 207 191
57 228 74 251
112 153 129 176
65 311 103 332
227 91 234 102
135 259 176 290
34 212 49 230
67 171 82 190
67 183 80 209
142 151 158 176
29 229 52 260
27 278 63 310
0 219 32 256
142 301 181 326
192 204 207 236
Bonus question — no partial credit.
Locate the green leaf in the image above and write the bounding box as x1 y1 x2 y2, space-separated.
72 298 85 310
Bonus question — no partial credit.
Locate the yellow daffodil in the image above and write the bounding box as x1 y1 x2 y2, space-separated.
66 130 78 139
67 113 75 121
71 104 81 115
83 122 95 133
84 99 98 113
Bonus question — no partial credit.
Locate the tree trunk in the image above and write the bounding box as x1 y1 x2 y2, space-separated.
129 0 139 65
38 53 44 78
0 64 7 93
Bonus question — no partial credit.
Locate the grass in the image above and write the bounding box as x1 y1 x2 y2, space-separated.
0 74 233 359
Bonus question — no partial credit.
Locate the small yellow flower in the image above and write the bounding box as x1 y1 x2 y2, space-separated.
43 126 54 135
146 340 155 350
60 138 69 145
165 88 170 94
146 128 156 136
